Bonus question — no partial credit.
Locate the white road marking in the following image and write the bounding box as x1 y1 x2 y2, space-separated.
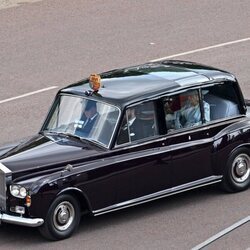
150 37 250 61
0 0 42 10
0 86 58 104
1 37 250 105
192 216 250 250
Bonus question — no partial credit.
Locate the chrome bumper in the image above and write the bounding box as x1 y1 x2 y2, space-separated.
0 213 44 227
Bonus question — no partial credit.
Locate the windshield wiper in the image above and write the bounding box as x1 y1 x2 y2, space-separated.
42 131 101 148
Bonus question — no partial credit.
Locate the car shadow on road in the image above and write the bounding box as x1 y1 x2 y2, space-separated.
0 184 236 246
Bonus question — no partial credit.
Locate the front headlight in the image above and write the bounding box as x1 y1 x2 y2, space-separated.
10 185 27 199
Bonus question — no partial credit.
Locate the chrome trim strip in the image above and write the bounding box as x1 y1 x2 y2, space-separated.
0 162 11 174
57 187 84 196
168 138 213 151
0 213 44 227
102 138 213 170
93 176 222 216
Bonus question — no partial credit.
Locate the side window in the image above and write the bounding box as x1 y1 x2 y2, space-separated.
164 89 205 130
202 82 241 121
116 101 158 145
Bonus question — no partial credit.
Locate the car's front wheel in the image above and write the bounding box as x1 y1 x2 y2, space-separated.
222 147 250 192
39 194 81 240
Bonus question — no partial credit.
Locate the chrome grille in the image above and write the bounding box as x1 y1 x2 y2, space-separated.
0 163 11 211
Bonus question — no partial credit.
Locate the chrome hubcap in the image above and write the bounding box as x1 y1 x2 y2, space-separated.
53 201 75 231
231 154 250 183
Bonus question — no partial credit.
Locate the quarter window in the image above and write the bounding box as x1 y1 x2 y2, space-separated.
202 82 241 121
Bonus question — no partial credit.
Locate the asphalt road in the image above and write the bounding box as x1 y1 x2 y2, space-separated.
0 0 250 249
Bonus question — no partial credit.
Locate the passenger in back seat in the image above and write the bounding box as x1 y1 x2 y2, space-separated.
175 91 210 129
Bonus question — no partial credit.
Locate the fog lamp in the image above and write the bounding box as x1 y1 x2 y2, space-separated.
10 206 25 215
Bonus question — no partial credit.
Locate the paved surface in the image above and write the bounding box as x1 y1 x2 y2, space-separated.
0 0 249 249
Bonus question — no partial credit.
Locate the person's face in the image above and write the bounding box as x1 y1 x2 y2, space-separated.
127 108 135 120
165 102 173 114
84 107 96 119
188 94 199 106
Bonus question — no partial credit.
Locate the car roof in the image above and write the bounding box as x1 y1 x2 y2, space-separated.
60 60 236 108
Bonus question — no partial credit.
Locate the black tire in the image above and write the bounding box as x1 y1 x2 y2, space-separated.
222 147 250 192
39 194 81 240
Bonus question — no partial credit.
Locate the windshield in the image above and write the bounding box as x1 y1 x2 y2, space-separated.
42 95 120 147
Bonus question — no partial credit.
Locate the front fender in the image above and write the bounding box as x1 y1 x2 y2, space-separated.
27 170 92 218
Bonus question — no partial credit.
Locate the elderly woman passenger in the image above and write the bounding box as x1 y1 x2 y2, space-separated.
174 91 210 129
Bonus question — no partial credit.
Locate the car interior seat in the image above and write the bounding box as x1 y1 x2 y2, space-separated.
204 94 239 120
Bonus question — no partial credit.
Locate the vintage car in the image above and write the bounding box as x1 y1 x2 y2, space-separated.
0 60 250 240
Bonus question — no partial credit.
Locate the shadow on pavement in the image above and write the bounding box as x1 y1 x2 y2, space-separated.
0 184 226 246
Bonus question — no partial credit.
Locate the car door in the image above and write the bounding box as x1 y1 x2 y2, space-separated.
113 101 173 204
163 89 214 187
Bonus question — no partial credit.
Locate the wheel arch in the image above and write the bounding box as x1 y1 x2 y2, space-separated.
234 143 250 151
212 128 250 174
221 144 250 192
56 187 93 215
228 143 250 158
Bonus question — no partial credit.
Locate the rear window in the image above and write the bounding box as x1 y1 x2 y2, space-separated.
202 82 242 121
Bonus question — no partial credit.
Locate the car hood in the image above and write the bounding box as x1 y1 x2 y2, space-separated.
0 134 104 174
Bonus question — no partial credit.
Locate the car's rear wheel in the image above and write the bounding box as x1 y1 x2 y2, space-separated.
39 194 81 240
222 148 250 192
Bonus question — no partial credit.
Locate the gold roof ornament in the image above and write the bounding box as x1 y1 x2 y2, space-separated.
89 73 101 92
